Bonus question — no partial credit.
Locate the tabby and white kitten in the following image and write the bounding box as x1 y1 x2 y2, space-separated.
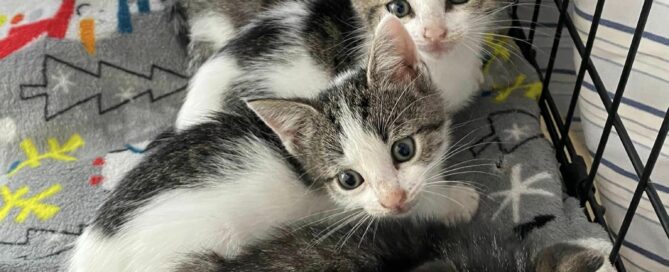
176 219 607 272
174 0 501 131
68 17 478 272
353 0 500 112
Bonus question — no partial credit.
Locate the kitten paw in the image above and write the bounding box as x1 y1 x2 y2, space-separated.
453 186 480 222
436 185 480 225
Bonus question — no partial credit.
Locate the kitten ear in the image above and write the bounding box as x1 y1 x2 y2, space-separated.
367 15 421 85
246 99 320 155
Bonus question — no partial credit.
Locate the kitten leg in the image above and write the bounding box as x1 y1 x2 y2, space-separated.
439 184 480 225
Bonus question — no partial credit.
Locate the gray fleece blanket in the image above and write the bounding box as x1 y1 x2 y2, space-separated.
0 2 611 271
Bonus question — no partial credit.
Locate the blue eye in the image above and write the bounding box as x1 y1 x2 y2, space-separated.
338 170 365 190
392 137 415 163
386 0 412 18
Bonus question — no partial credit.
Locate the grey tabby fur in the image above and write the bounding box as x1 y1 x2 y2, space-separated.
176 219 606 272
167 0 287 71
174 0 372 128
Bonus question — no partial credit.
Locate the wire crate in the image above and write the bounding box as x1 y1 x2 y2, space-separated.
508 0 669 271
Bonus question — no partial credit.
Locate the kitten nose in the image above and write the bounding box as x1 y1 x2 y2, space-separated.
423 26 447 42
380 189 408 211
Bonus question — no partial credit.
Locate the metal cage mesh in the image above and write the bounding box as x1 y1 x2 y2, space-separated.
508 0 669 270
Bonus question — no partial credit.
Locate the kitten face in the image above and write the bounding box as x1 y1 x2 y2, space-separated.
314 70 449 217
353 0 499 58
249 17 450 218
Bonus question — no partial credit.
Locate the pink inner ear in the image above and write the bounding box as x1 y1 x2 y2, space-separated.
373 16 420 82
379 16 419 69
265 118 297 145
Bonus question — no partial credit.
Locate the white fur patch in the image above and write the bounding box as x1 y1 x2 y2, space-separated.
264 1 309 26
422 44 483 112
331 70 358 87
189 12 237 50
262 49 331 100
175 56 241 131
68 138 334 272
339 109 395 187
334 104 397 212
412 182 480 224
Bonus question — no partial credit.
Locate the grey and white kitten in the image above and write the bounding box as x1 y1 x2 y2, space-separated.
174 0 502 132
68 17 477 272
176 219 607 272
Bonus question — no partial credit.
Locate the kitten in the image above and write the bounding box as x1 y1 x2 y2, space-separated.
174 0 502 131
175 219 606 272
352 0 501 112
68 17 478 272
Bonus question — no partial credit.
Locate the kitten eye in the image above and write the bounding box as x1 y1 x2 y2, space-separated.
392 137 416 163
338 170 365 190
386 0 412 18
448 0 469 5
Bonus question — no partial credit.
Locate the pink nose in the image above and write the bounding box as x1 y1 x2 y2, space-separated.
423 26 448 42
380 189 408 211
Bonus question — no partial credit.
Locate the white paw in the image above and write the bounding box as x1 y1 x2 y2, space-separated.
413 185 480 225
447 185 480 224
427 185 480 225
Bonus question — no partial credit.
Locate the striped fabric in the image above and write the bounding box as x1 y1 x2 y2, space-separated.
516 1 669 271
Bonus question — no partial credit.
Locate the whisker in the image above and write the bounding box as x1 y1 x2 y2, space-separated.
444 170 502 178
358 217 376 248
436 163 496 177
450 116 488 129
310 211 364 248
443 162 495 172
424 183 494 201
291 208 349 232
337 214 369 250
423 190 466 209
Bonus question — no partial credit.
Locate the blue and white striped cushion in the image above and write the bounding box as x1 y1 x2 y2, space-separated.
517 1 669 271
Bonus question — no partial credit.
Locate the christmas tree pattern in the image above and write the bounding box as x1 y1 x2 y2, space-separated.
469 110 545 156
0 225 84 260
20 55 189 121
